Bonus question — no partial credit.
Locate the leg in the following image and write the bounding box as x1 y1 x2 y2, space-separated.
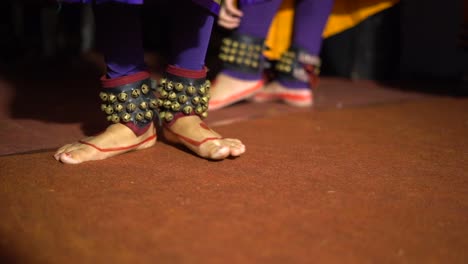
158 1 245 159
54 3 156 164
209 0 283 110
255 0 334 106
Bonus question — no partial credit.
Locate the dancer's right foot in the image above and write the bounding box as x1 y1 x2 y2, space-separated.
54 123 156 164
209 73 264 110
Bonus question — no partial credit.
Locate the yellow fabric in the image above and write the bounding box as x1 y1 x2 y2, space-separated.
264 0 399 60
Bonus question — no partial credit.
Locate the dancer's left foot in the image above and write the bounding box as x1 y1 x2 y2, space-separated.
163 115 245 160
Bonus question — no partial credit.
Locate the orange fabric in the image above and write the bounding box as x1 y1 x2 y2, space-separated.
264 0 400 60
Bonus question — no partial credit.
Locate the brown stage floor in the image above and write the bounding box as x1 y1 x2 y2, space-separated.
0 57 467 263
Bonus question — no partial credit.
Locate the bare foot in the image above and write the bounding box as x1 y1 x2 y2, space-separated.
54 123 156 164
163 115 245 160
252 81 313 107
209 73 264 110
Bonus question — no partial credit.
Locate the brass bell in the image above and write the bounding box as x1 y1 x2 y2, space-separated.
106 115 113 122
252 61 259 68
201 111 208 119
254 45 262 52
198 86 206 95
186 85 196 95
205 79 211 87
111 114 120 123
165 112 174 122
221 47 230 53
159 111 166 119
163 100 172 109
219 54 228 61
168 92 177 101
144 110 153 120
222 38 232 46
114 103 124 112
119 91 129 101
240 43 247 49
99 92 108 102
236 57 243 64
101 104 107 112
159 89 168 99
230 48 237 55
139 101 148 110
195 106 204 114
165 81 174 91
131 89 141 98
247 45 254 51
175 82 184 92
160 78 167 85
108 94 117 103
127 103 137 112
178 94 188 104
121 113 132 122
284 65 292 72
192 96 200 105
201 96 209 105
232 41 239 48
171 102 181 111
157 99 164 107
202 105 208 112
105 106 114 115
238 50 246 57
149 99 158 109
228 55 235 63
135 112 144 121
141 84 150 94
244 59 252 66
183 105 193 115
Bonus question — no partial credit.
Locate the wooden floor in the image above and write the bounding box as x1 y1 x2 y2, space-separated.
0 55 467 263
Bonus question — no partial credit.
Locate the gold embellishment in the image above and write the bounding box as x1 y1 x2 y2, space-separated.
127 103 136 112
99 92 108 102
183 105 192 115
114 103 124 112
131 89 140 98
195 106 204 115
201 111 208 119
110 114 120 123
144 110 153 120
165 81 174 91
171 102 181 111
178 95 188 104
139 101 148 110
159 89 168 99
105 106 114 115
149 99 158 109
164 112 174 122
135 112 144 121
121 113 131 122
101 104 107 112
118 92 128 102
108 94 117 103
192 96 200 105
141 84 150 94
175 83 184 92
186 85 196 95
163 100 172 109
168 92 177 101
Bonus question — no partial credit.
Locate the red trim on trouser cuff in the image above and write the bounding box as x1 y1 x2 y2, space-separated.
101 71 150 88
125 122 152 136
166 65 207 78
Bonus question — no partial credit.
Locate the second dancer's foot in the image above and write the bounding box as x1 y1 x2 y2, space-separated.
252 81 313 107
208 73 264 111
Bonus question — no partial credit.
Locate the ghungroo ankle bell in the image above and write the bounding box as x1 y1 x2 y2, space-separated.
219 33 267 74
156 72 210 125
275 47 321 87
100 76 158 128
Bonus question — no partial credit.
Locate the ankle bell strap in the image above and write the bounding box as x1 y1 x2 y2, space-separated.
156 71 210 126
99 73 158 129
218 33 268 74
275 47 321 87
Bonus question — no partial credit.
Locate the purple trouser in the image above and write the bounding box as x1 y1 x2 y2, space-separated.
225 0 334 88
63 0 217 78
